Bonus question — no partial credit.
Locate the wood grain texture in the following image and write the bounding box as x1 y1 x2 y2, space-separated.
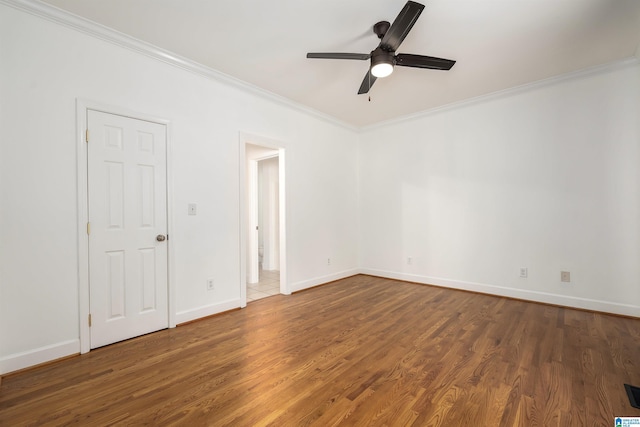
2 275 640 426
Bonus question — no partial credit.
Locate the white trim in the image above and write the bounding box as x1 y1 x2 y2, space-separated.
359 268 640 318
166 119 177 329
277 148 288 296
76 99 175 354
290 269 360 293
0 0 356 132
239 141 248 308
76 99 90 354
247 160 259 284
361 57 640 132
0 340 79 375
175 299 241 325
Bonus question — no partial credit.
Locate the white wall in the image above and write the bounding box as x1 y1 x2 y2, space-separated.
359 61 640 316
0 4 359 373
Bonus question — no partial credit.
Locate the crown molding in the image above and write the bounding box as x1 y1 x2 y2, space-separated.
2 0 638 134
0 0 358 132
361 56 640 133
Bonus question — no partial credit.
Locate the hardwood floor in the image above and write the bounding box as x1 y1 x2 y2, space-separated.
2 275 640 426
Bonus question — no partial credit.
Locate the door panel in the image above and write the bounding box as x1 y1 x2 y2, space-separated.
88 110 168 349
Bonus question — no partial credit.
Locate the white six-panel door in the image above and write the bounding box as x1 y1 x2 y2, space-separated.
87 109 168 349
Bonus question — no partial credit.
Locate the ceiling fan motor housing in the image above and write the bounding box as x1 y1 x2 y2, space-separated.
371 47 395 64
373 21 391 39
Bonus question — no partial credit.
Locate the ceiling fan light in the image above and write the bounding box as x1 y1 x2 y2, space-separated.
371 62 394 78
371 48 395 78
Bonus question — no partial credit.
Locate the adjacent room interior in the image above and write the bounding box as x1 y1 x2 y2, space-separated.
1 0 639 424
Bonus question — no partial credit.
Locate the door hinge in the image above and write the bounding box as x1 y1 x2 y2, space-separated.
87 222 91 235
88 314 92 327
85 129 89 143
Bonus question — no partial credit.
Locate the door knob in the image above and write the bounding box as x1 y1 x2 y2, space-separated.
156 234 166 242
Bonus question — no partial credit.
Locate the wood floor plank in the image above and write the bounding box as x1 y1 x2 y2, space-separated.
2 275 640 426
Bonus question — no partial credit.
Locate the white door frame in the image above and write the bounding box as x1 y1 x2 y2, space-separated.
247 159 260 284
239 132 288 307
76 99 176 354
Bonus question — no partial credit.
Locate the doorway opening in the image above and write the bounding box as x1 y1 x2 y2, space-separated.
239 134 288 306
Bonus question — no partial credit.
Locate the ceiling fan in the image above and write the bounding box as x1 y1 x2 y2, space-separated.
307 1 455 94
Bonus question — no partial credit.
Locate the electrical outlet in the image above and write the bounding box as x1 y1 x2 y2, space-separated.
207 278 214 290
520 268 528 278
561 271 570 282
188 203 197 216
407 257 412 265
327 258 331 266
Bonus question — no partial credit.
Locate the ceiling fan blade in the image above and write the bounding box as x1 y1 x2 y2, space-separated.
380 1 425 52
357 69 377 94
307 52 371 60
396 53 456 70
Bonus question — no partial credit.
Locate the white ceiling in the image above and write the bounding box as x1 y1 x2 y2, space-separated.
41 0 640 128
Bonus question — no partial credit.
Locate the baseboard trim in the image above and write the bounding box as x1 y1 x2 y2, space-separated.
7 268 634 375
359 268 640 318
290 269 360 293
0 339 80 375
175 299 241 325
